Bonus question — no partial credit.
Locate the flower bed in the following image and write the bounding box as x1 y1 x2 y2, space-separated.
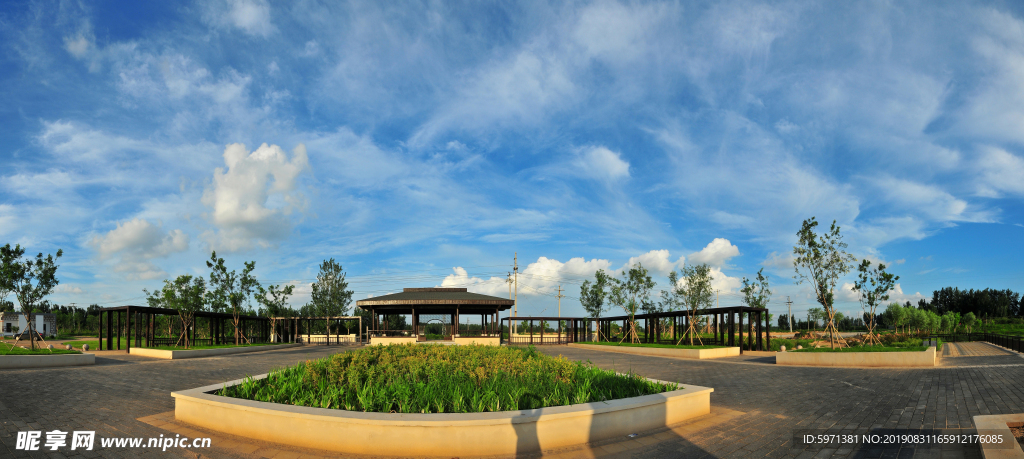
173 344 714 456
218 344 675 413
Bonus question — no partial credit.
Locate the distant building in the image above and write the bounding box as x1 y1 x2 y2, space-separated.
1 312 57 338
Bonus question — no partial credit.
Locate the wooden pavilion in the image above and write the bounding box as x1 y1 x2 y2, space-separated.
356 288 513 344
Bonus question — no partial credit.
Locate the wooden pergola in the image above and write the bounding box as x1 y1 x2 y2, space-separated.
356 288 514 341
596 306 771 353
269 315 362 344
97 305 272 352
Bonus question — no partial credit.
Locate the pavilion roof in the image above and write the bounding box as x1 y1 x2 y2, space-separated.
356 288 514 310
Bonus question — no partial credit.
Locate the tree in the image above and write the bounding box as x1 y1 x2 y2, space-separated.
741 268 772 309
156 274 206 348
309 258 353 318
607 263 656 344
1 244 25 314
206 251 258 345
672 263 714 345
778 313 790 329
581 269 612 340
580 270 611 318
807 307 824 330
883 302 906 333
852 259 899 345
962 312 977 333
257 284 295 317
4 245 63 349
793 217 856 348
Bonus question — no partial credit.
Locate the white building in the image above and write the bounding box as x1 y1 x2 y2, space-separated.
1 312 57 338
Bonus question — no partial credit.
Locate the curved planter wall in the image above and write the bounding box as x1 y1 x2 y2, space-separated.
0 353 94 369
172 374 713 457
129 343 301 360
775 346 936 367
568 343 740 359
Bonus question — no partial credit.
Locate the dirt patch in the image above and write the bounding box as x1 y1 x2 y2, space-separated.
1009 422 1024 450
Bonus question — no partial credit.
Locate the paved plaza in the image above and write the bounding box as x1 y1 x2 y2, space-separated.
1 342 1022 458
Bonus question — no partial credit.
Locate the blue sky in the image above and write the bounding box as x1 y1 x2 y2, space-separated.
2 0 1023 321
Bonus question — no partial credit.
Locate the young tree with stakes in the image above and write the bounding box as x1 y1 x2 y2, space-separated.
308 258 353 318
206 252 259 345
258 283 295 341
2 245 62 350
853 259 898 345
793 217 856 349
580 270 611 339
673 263 714 345
741 268 772 334
607 264 656 344
156 274 206 348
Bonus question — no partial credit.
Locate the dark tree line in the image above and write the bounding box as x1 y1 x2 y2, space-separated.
923 287 1020 318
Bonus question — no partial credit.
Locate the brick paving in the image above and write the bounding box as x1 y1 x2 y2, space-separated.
1 342 1023 458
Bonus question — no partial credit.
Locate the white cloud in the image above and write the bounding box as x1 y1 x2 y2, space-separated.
302 40 320 56
440 267 509 297
688 238 741 267
203 0 276 37
89 218 189 280
201 143 310 251
575 146 630 182
886 284 928 305
64 34 92 59
619 250 684 276
709 267 742 293
762 251 795 271
975 147 1024 197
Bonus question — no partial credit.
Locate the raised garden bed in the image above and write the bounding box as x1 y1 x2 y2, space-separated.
173 344 712 456
776 346 936 367
569 342 739 359
130 343 301 360
973 413 1024 458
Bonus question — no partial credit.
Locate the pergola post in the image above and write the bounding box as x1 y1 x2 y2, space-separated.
765 310 771 350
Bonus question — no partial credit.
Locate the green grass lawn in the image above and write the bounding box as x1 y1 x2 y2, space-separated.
1 346 82 355
219 344 678 413
577 341 726 349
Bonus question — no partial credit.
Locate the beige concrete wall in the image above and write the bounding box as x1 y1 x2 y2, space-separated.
775 346 936 367
173 375 712 457
568 343 740 360
129 344 302 360
973 413 1024 459
297 334 357 343
0 353 94 369
452 337 500 346
370 337 418 346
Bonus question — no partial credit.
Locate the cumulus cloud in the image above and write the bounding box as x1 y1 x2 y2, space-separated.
203 0 276 37
202 143 310 251
688 238 741 267
89 218 189 280
574 146 630 182
441 256 615 298
619 250 684 276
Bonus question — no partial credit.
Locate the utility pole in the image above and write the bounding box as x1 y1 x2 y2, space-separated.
69 303 76 334
557 285 563 318
786 296 793 333
513 253 519 335
506 272 513 337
